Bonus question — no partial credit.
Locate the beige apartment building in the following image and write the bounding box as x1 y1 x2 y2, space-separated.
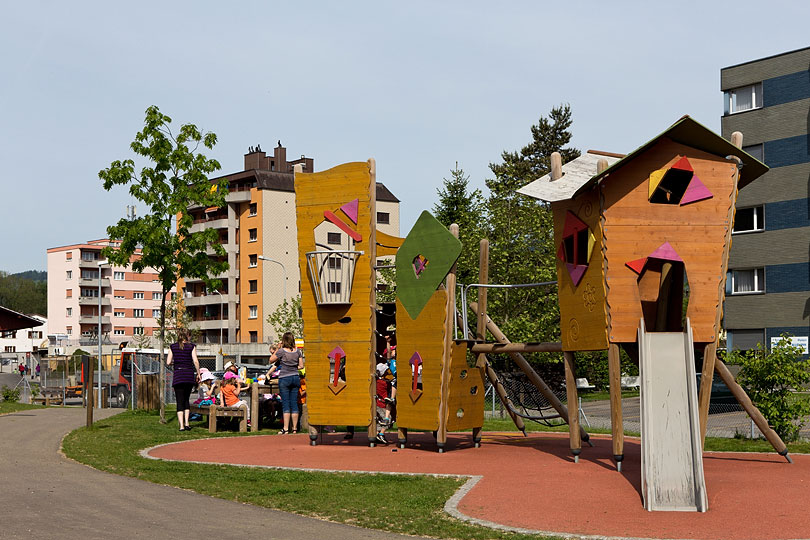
182 144 400 345
46 239 168 345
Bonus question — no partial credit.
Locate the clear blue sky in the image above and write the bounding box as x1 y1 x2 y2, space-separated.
2 1 808 273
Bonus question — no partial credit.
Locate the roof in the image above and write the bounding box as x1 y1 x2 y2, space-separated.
0 306 44 332
517 151 623 203
721 45 810 71
575 116 768 198
376 182 400 203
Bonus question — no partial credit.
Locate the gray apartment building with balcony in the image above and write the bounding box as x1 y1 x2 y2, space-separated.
721 46 810 351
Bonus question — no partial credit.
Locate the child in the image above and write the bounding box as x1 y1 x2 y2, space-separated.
220 372 250 421
375 363 393 444
194 369 217 406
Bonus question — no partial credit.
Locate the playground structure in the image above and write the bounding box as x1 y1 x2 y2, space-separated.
293 115 792 511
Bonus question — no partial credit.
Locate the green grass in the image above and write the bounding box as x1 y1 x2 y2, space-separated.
62 410 561 539
0 401 43 415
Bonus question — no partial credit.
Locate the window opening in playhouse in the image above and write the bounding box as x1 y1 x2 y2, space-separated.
459 369 467 379
636 258 689 333
412 254 428 278
327 232 341 245
649 168 691 204
470 385 478 395
456 408 465 418
327 346 347 395
558 211 594 286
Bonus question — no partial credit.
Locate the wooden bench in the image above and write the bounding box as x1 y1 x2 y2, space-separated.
190 403 247 433
32 390 64 406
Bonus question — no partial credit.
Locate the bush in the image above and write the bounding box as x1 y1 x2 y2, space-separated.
731 334 810 442
1 385 21 403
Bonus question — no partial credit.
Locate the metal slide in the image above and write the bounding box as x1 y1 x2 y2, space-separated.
638 318 708 512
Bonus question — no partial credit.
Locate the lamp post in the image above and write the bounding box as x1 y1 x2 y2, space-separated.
97 259 109 408
214 289 224 348
257 255 287 302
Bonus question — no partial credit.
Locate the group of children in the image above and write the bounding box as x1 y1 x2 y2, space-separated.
374 333 397 444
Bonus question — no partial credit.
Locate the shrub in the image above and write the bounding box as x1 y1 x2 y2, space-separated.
1 385 21 403
733 334 810 442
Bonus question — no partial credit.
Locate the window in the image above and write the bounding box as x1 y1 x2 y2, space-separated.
133 292 144 299
249 305 258 319
151 309 159 318
152 292 161 300
249 254 257 268
133 327 144 335
133 309 144 318
249 280 258 293
733 206 764 234
743 144 764 162
66 308 72 317
249 228 257 242
171 292 177 300
327 282 342 294
66 270 72 280
1 331 13 338
66 252 72 260
66 289 72 298
80 288 98 297
114 329 125 336
725 83 763 114
4 346 15 353
327 256 342 270
81 251 99 261
114 271 125 280
327 232 341 245
114 293 125 299
66 327 72 335
28 331 42 339
249 331 258 343
81 269 98 279
729 268 765 294
115 311 125 318
249 203 257 216
377 212 390 225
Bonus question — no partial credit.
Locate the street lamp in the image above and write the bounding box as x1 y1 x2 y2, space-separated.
97 259 109 408
214 289 224 348
257 255 287 302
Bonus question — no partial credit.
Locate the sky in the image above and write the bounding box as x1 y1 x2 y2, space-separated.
2 0 809 274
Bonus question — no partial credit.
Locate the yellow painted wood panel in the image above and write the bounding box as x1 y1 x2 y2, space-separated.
295 161 377 427
601 141 735 344
396 292 446 431
552 191 609 351
445 342 485 432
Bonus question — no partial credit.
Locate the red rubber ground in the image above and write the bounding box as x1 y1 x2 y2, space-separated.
147 431 810 539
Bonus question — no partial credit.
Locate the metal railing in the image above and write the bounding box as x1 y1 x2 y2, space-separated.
305 250 363 305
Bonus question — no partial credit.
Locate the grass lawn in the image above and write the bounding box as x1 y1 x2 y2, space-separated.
61 408 809 539
0 401 44 415
62 410 560 540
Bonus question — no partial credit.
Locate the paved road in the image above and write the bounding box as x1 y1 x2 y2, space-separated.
0 397 411 540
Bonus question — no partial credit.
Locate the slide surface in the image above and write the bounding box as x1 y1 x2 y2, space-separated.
638 319 708 512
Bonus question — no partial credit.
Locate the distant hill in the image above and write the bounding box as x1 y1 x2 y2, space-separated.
12 270 47 282
0 271 47 316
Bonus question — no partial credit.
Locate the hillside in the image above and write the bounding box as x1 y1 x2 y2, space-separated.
0 271 47 316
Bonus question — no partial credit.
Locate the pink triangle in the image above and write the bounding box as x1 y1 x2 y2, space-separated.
565 263 588 286
648 242 682 263
680 175 713 205
328 346 346 360
625 257 647 275
340 199 359 224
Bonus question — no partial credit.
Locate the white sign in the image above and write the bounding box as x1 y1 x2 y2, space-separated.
770 336 809 354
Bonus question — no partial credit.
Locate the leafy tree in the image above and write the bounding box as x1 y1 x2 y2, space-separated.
99 105 228 422
432 163 485 286
155 297 200 345
0 272 47 316
483 105 580 361
375 258 397 304
731 334 810 442
266 296 303 343
130 326 153 350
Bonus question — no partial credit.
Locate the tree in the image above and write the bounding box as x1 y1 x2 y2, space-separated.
432 163 485 286
99 106 228 422
0 272 47 316
155 297 200 345
266 296 303 343
131 326 153 349
483 105 580 359
732 334 810 442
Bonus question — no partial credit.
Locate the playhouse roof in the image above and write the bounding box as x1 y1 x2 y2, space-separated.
516 151 623 203
572 115 768 198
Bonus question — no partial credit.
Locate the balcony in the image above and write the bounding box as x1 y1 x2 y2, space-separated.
190 219 228 233
192 319 230 331
78 259 103 270
184 293 237 307
79 277 111 288
78 296 111 306
226 191 251 203
183 270 235 284
79 316 111 325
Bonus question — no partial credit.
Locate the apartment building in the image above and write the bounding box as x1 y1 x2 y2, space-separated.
0 314 47 368
46 239 168 344
182 143 400 345
721 46 810 351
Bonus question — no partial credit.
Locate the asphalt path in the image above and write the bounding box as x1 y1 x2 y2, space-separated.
0 376 412 540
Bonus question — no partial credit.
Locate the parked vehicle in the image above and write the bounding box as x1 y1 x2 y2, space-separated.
74 348 164 407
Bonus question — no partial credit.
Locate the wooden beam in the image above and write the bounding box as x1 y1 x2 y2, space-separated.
607 343 624 469
469 342 563 353
714 359 791 462
468 302 588 442
550 152 563 181
437 223 459 452
367 158 378 446
563 351 582 460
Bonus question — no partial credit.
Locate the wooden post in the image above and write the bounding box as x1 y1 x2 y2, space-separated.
608 343 624 470
84 356 93 428
470 235 488 449
208 403 217 433
714 359 791 462
563 351 581 461
367 158 379 447
468 302 589 442
250 383 259 432
437 224 460 452
550 152 563 182
699 134 742 444
484 361 526 434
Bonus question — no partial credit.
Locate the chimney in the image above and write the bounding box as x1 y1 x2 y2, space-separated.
274 144 287 172
244 145 269 171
